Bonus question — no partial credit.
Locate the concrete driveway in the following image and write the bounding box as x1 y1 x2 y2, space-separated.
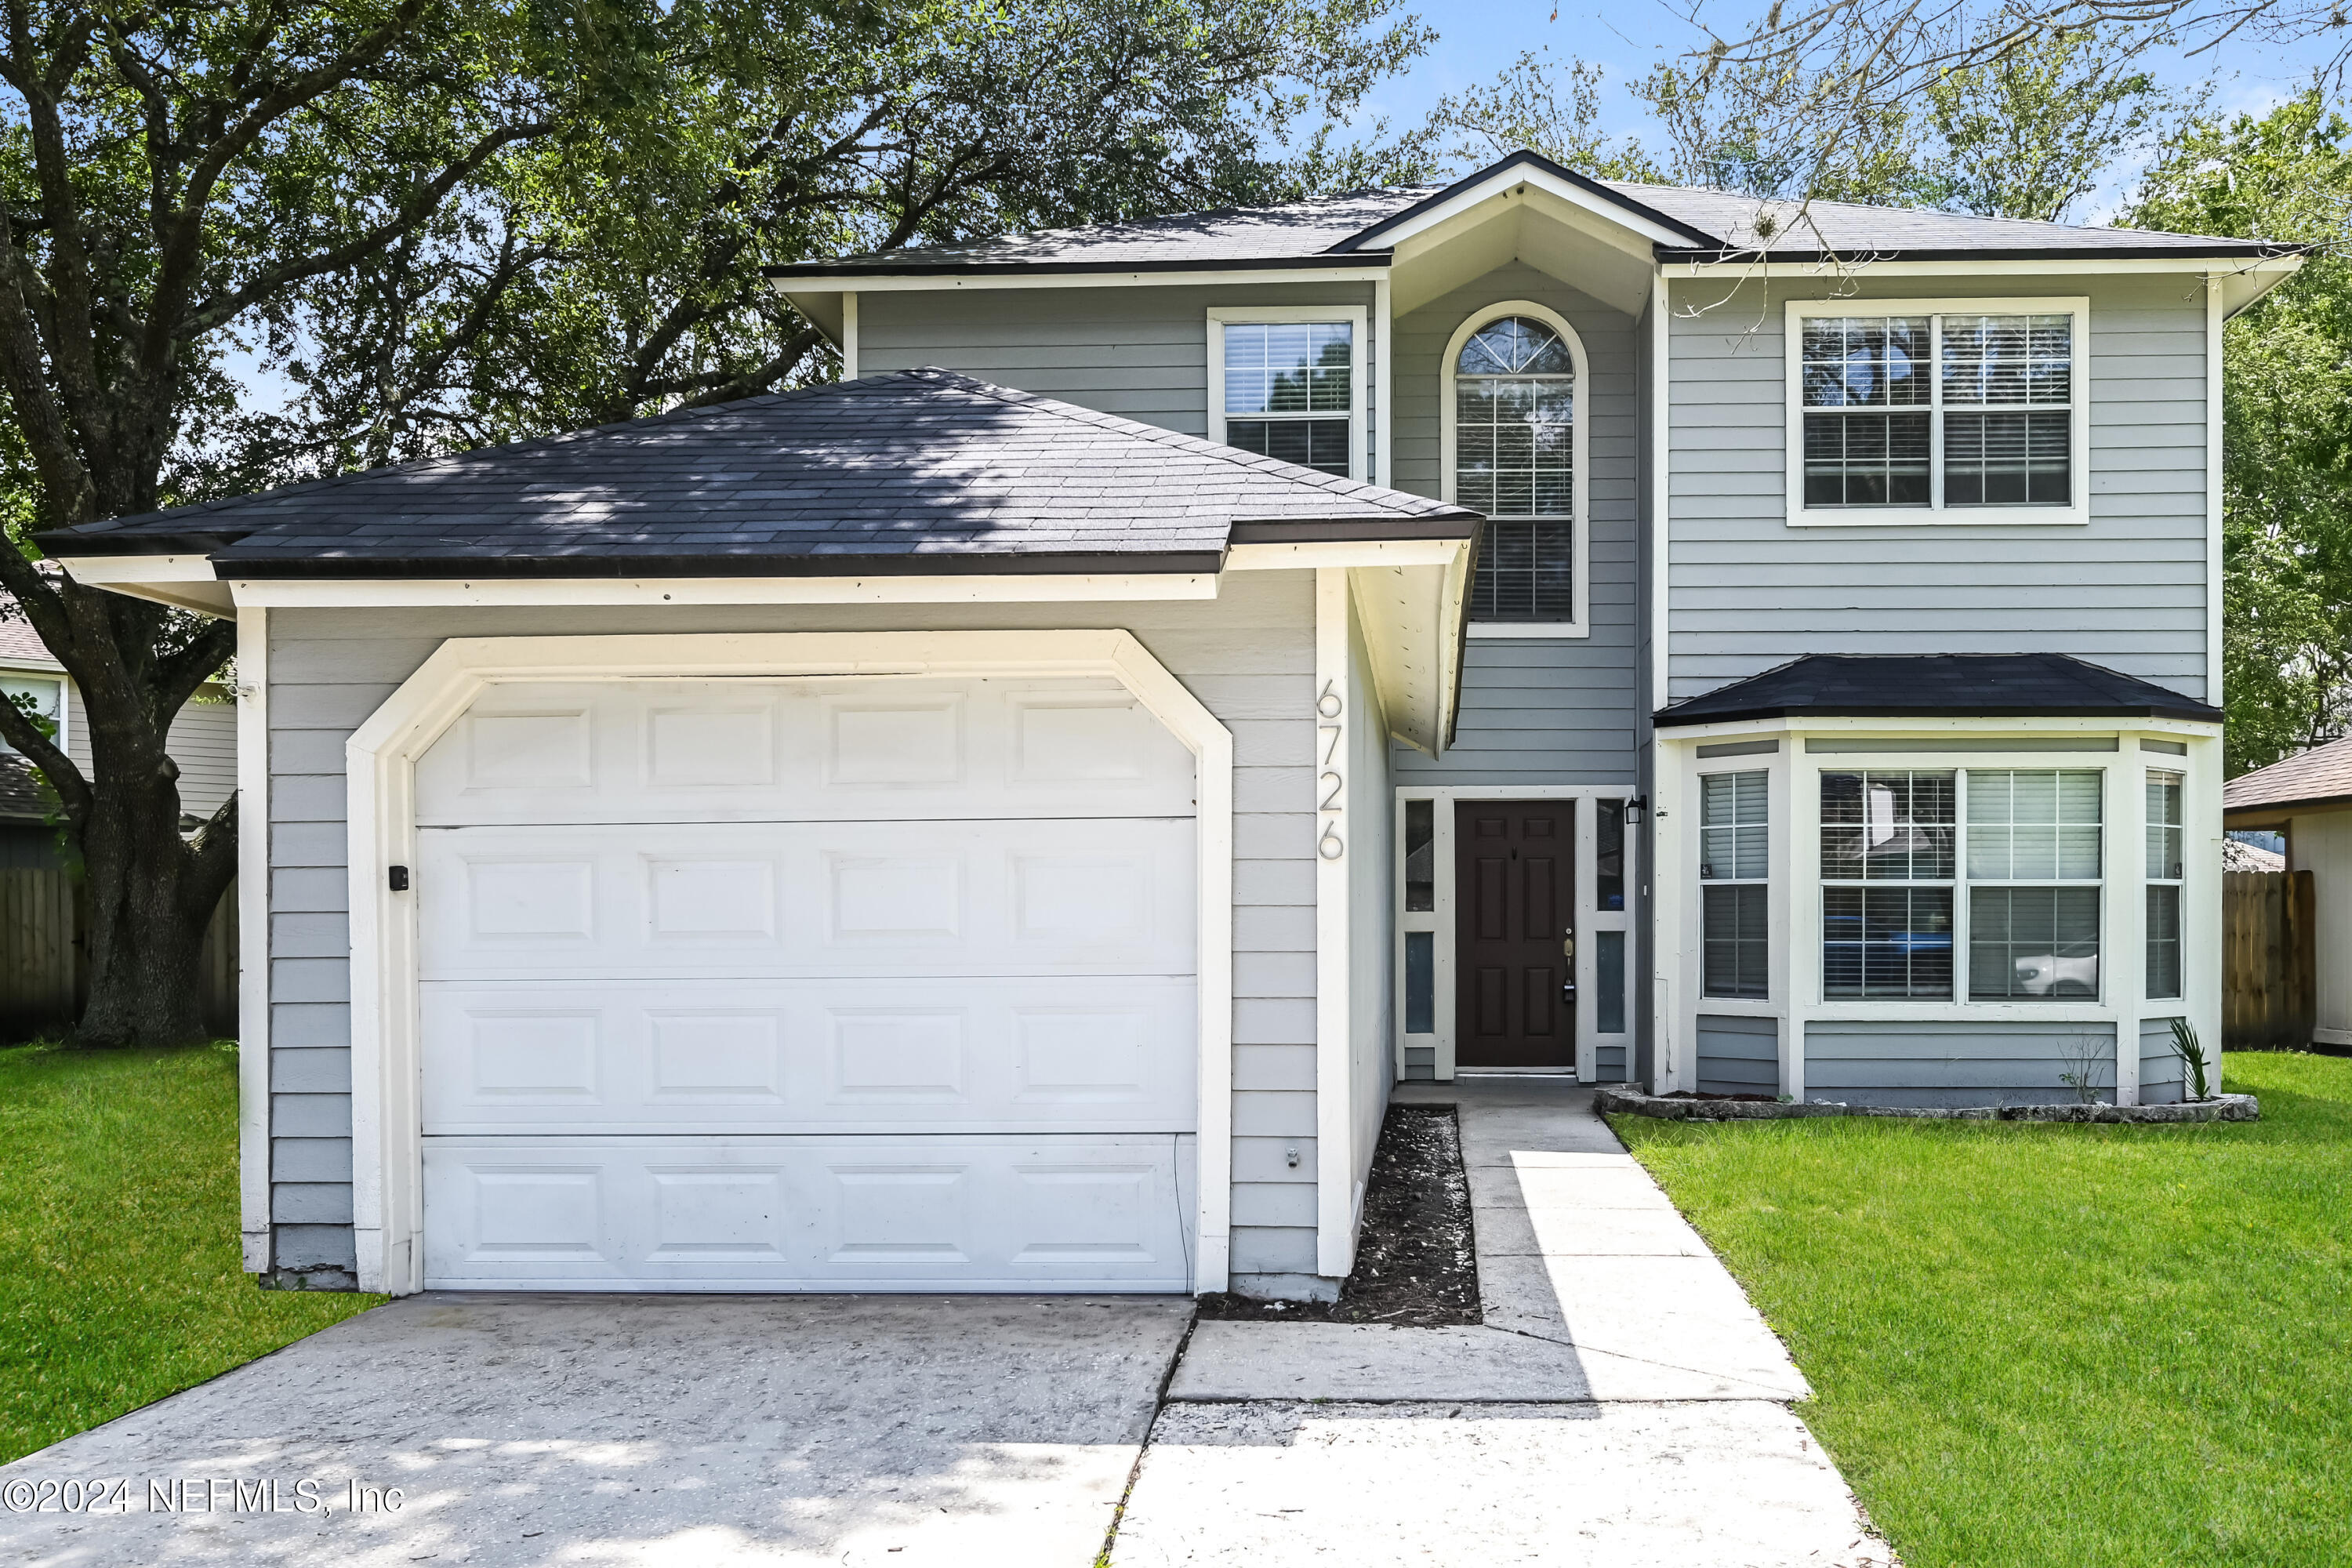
0 1293 1192 1567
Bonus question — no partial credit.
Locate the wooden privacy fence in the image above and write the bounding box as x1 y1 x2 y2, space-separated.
2223 869 2317 1051
0 873 236 1040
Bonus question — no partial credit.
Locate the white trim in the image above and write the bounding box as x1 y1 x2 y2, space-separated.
1225 539 1467 571
1783 296 2092 528
841 291 858 381
1314 570 1353 1276
1374 276 1394 489
1671 255 2292 280
1206 305 1371 482
54 555 233 615
1650 274 1671 715
236 607 270 1273
1390 785 1639 1083
1370 165 1700 253
230 574 1218 608
342 630 1236 1297
2205 276 2225 706
1442 301 1591 638
782 266 1393 294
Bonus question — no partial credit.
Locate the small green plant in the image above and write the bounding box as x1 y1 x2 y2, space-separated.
2168 1018 2213 1101
2057 1032 2107 1104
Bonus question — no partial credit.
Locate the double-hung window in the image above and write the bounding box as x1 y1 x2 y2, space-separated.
1700 771 1769 998
1967 770 2103 1000
1209 309 1365 480
1818 768 2107 1001
0 676 63 755
1820 771 1957 999
1788 299 2087 524
2146 771 2185 1000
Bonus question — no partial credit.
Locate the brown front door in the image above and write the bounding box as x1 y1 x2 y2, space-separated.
1456 801 1576 1069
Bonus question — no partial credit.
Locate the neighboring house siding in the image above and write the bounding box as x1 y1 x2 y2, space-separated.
858 281 1376 439
1392 264 1642 788
1665 273 2211 703
1697 1014 1778 1097
50 681 236 818
264 572 1324 1281
1806 1019 2118 1107
2140 1015 2187 1105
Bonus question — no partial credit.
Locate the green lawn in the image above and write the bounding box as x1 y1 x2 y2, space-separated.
0 1042 382 1465
1613 1051 2352 1568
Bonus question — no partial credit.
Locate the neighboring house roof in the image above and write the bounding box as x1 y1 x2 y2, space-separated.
2223 733 2352 817
768 149 2285 280
2224 837 2287 872
1653 652 2224 727
36 368 1477 577
0 753 53 825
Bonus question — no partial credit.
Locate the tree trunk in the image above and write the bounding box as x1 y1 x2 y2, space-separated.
67 718 237 1049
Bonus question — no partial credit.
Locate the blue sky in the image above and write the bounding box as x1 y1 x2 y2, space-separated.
1350 1 2348 217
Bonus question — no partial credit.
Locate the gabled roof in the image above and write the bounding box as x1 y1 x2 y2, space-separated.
1653 653 2222 728
2223 734 2352 817
38 369 1476 579
767 149 2287 281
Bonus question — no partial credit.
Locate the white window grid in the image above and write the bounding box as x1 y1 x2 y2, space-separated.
2145 768 2186 1001
1784 296 2090 527
1700 769 1770 1000
1206 307 1370 482
1815 767 2110 1003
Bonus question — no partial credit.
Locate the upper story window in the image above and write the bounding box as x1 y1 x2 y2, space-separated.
1207 309 1364 480
1787 298 2088 527
1444 305 1586 634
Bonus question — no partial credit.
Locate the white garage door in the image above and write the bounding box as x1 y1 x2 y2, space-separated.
413 675 1199 1291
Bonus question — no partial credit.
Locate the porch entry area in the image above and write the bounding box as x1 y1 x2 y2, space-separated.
1395 788 1636 1083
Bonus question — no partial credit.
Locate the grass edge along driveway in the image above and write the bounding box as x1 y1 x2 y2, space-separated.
1 1042 383 1465
1614 1051 2352 1568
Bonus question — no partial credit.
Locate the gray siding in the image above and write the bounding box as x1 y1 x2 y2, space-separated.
1595 1043 1627 1083
263 572 1324 1283
859 281 1374 441
1665 274 2212 703
1392 264 1641 788
1806 1020 2118 1108
2140 1014 2187 1105
1697 1014 1779 1097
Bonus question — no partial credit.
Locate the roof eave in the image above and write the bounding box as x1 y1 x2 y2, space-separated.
207 548 1235 581
1332 150 1721 252
763 253 1393 281
1655 242 2292 266
1653 701 2226 728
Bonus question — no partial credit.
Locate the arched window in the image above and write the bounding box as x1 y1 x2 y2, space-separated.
1451 311 1579 625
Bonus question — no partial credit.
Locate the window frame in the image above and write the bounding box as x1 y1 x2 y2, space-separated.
1783 296 2092 528
0 672 67 758
1699 768 1772 1000
1441 300 1591 639
2145 768 2186 1001
1207 305 1370 483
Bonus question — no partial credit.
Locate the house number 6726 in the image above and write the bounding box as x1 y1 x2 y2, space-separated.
1316 681 1344 859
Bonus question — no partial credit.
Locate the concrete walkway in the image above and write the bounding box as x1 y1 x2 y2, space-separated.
1115 1079 1896 1566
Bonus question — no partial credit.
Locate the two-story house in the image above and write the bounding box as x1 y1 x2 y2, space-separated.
42 151 2294 1301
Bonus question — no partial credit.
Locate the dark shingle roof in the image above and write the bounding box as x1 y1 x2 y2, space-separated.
2223 733 2352 815
1653 653 2222 727
39 369 1475 578
769 151 2283 280
0 755 53 824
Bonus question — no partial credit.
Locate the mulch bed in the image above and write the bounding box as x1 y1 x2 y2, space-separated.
1196 1103 1480 1326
